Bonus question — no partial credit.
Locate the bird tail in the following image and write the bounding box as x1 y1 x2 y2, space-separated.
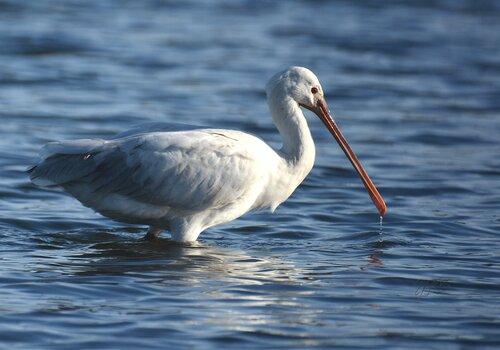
28 139 107 187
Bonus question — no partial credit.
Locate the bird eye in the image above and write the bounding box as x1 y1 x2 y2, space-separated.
311 87 319 94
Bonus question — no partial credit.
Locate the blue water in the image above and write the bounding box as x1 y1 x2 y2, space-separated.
1 1 499 349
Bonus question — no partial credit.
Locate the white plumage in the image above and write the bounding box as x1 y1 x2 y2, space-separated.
29 67 386 242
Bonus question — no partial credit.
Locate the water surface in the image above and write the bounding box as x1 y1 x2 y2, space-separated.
0 0 499 349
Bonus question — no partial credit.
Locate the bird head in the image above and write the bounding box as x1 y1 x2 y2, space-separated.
266 67 387 217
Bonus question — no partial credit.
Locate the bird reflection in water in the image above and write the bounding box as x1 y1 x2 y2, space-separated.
31 228 307 287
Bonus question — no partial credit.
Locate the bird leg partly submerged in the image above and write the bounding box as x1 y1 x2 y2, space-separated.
143 227 163 241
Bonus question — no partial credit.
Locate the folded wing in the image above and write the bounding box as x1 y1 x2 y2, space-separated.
29 129 270 212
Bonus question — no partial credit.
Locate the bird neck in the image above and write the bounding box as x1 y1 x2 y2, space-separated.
268 95 315 170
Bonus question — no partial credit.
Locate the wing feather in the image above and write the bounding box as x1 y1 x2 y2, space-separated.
30 129 272 212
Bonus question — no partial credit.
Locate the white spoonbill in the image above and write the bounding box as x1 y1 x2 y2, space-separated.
29 67 387 242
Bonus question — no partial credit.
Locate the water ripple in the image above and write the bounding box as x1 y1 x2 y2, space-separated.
0 0 499 349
